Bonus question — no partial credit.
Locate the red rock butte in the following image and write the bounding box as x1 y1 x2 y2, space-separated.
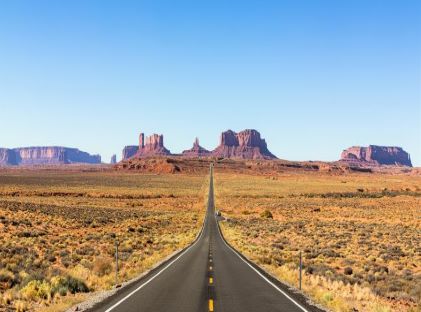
122 133 171 160
0 147 101 166
182 138 211 158
138 133 171 156
122 129 277 160
340 145 412 167
211 129 277 159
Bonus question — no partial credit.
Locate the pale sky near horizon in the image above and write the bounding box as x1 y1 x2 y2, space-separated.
0 1 420 165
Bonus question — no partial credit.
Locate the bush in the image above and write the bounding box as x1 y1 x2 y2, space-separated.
51 275 89 295
260 210 273 219
14 300 28 312
0 269 17 288
321 292 333 303
344 267 353 275
92 257 113 277
50 276 67 295
2 290 14 305
21 280 51 301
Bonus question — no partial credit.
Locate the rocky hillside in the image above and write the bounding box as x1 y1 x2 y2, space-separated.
115 156 418 176
0 147 101 166
341 145 412 167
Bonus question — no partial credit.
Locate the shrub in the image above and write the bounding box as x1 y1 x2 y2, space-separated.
2 289 14 305
306 266 315 275
50 276 66 295
322 292 333 303
51 275 89 295
14 300 28 312
260 210 273 219
92 257 113 277
344 267 353 275
21 280 51 301
0 269 17 288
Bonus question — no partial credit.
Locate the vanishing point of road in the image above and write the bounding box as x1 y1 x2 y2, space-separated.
89 165 321 312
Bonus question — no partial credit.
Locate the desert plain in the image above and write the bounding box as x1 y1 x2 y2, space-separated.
0 162 420 312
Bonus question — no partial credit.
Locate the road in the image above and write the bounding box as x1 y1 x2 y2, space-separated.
89 165 319 312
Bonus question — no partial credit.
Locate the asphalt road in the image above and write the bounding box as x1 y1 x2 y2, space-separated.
89 166 319 312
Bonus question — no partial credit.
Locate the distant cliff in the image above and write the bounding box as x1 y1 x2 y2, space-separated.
0 147 101 166
341 145 412 167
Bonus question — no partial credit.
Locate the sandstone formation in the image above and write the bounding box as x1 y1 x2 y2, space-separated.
0 147 101 166
0 148 18 165
341 145 412 167
110 154 117 164
122 133 171 159
211 129 277 159
122 146 138 160
138 133 171 156
182 138 211 157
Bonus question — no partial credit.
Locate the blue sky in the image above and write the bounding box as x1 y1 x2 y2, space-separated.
0 0 420 165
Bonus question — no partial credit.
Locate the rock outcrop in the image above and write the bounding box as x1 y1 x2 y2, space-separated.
110 154 117 164
138 133 171 156
122 146 138 160
182 138 211 157
211 129 277 159
122 133 171 159
0 148 18 166
341 145 412 167
0 147 101 166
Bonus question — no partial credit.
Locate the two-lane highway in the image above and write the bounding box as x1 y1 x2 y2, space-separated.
89 165 317 312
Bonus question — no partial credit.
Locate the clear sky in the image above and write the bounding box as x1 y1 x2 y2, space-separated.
0 0 420 165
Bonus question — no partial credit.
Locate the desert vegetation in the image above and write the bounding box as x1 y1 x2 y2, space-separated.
215 171 421 312
0 170 207 311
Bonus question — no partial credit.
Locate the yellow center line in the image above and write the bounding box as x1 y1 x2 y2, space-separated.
209 299 214 312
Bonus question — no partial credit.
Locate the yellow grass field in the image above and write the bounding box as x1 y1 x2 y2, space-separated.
0 170 207 311
215 171 421 312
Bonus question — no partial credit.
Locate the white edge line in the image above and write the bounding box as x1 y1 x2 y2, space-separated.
216 218 310 312
104 205 209 312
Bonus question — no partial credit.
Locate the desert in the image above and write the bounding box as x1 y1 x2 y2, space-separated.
1 1 419 311
0 160 420 312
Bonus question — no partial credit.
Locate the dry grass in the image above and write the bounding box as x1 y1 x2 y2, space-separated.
0 170 207 311
215 171 421 312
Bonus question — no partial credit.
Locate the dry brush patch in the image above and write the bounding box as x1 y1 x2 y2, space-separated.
215 172 421 312
0 170 207 311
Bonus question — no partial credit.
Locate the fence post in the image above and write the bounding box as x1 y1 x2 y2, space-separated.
299 251 302 290
115 238 119 286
